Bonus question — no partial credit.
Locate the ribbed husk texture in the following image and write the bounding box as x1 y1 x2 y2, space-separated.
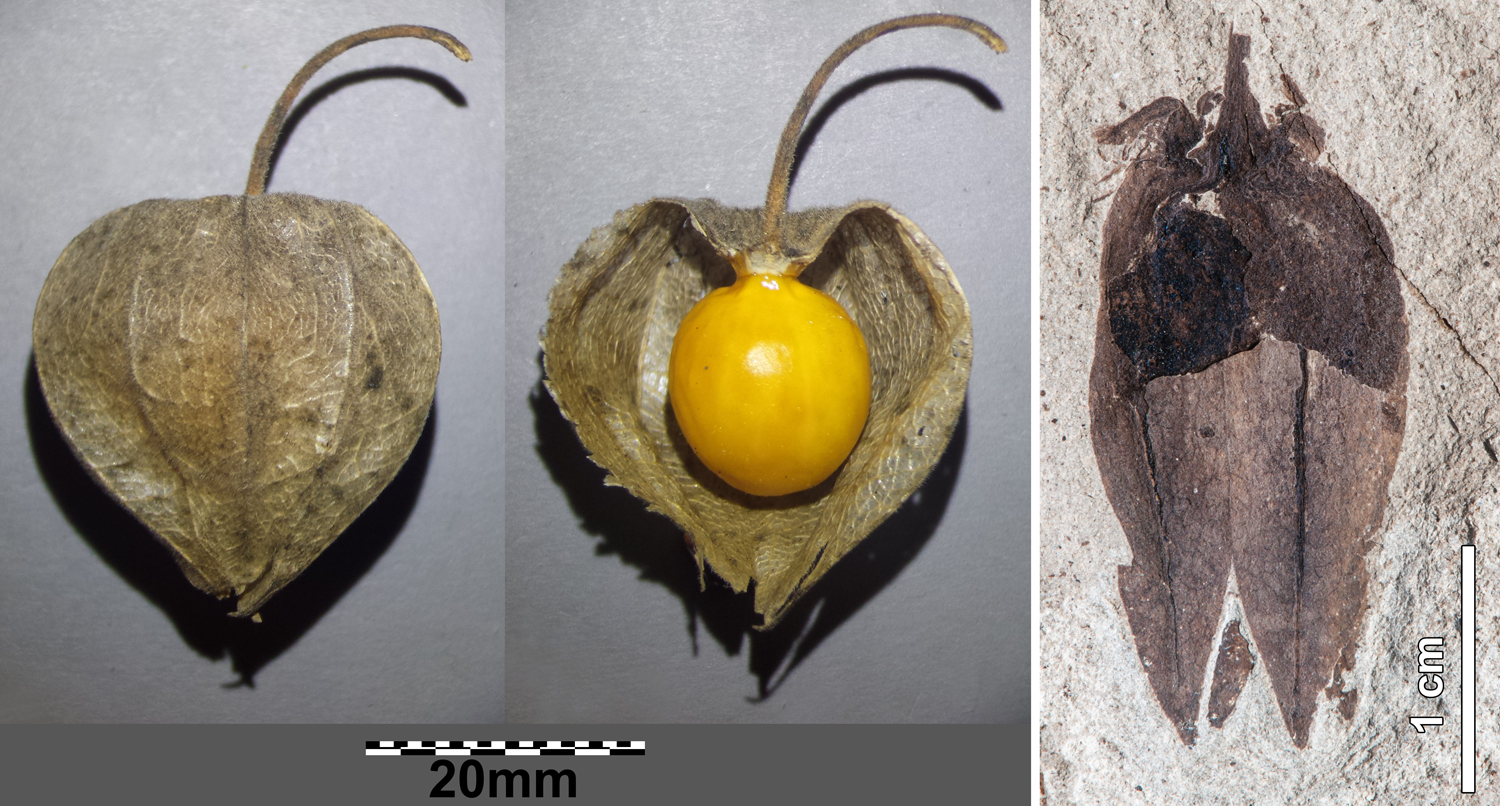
32 193 440 618
542 197 971 628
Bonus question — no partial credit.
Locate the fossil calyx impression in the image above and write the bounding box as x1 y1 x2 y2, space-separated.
32 26 470 619
1089 32 1407 747
542 15 1007 628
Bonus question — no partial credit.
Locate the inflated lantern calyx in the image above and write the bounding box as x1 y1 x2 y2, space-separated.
32 26 469 619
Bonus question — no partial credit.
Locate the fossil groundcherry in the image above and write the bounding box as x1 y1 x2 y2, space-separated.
542 14 1006 628
32 26 469 620
1092 32 1406 748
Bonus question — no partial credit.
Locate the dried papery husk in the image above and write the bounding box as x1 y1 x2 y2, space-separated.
543 197 972 628
30 26 465 618
34 195 439 617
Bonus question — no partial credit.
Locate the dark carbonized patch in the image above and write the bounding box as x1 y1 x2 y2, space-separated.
1107 208 1256 383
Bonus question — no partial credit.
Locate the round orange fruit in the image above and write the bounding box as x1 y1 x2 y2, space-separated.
669 255 871 496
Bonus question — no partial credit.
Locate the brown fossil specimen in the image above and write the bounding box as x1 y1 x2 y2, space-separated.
32 26 469 619
1090 33 1407 746
542 15 1007 628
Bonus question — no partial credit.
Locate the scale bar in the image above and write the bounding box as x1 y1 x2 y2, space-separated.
1463 544 1475 795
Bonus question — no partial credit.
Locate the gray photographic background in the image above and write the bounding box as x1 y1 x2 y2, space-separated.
0 0 503 721
505 0 1030 722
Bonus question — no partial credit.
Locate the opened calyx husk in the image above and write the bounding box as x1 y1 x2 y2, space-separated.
542 15 1005 628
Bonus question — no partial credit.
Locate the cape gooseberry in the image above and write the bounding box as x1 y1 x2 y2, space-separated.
543 14 1006 627
669 249 872 497
31 26 469 619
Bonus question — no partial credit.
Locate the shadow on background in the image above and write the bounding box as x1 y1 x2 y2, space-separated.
26 356 434 685
787 66 1003 190
747 405 966 700
262 65 468 192
531 350 967 699
529 361 758 656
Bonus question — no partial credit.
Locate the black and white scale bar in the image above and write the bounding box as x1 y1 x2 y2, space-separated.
365 741 645 757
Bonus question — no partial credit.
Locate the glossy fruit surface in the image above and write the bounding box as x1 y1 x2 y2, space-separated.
669 263 871 496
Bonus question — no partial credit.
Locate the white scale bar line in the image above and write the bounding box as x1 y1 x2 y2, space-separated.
1463 543 1475 795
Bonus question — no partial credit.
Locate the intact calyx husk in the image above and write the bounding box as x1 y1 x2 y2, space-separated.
543 197 972 628
31 26 466 618
34 194 440 617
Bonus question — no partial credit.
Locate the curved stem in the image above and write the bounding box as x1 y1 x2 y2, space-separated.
245 25 471 196
759 14 1006 253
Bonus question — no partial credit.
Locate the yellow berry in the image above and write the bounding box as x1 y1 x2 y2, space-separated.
669 257 871 497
